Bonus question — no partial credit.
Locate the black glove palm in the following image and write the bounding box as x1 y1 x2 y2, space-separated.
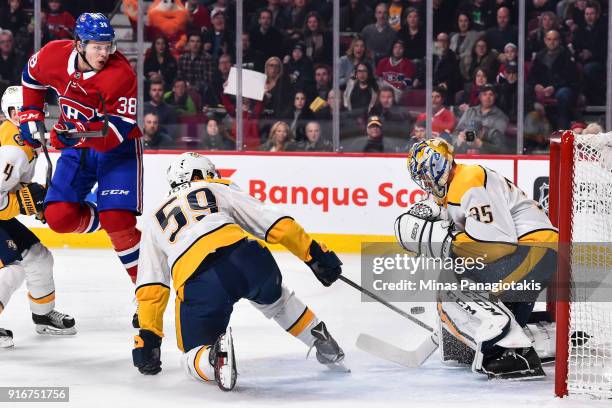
306 240 342 287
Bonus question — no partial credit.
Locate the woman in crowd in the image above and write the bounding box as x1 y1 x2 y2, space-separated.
343 62 378 116
199 115 234 151
260 121 297 152
302 11 332 65
144 35 178 89
339 36 373 88
462 37 498 82
263 56 292 119
282 90 314 142
397 8 426 61
458 68 490 113
450 13 482 68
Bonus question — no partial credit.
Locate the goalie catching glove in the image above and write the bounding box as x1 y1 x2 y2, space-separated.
16 182 46 216
133 329 162 375
306 240 342 287
394 201 453 258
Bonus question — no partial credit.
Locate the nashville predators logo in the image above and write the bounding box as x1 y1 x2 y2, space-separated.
13 134 25 146
6 240 17 251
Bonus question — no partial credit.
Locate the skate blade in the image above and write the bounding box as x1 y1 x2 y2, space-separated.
324 361 351 373
35 325 77 336
0 337 14 348
216 329 237 391
487 368 546 381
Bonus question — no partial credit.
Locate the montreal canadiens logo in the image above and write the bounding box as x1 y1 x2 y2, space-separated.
58 97 96 122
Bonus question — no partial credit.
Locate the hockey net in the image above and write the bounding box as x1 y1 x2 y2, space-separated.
550 131 612 398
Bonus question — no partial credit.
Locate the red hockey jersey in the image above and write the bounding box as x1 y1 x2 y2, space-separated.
22 40 142 152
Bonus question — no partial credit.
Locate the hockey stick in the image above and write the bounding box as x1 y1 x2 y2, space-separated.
338 276 439 367
65 93 109 139
36 131 53 187
339 275 434 332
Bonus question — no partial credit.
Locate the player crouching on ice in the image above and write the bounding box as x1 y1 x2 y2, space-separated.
0 86 75 348
132 153 346 391
395 138 558 380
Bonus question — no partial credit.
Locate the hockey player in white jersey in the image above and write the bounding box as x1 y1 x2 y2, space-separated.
132 152 345 391
395 138 558 379
0 86 76 348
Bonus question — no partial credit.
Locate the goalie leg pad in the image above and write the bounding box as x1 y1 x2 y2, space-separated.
0 263 26 311
22 243 55 315
437 285 532 364
250 284 320 346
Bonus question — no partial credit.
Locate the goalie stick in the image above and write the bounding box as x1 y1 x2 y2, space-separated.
338 276 439 367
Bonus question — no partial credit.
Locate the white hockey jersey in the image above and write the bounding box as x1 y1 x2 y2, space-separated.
444 164 557 261
136 179 315 337
0 120 37 220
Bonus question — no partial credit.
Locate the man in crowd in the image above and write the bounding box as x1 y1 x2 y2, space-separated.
453 84 508 154
360 3 396 61
527 29 578 129
0 30 25 92
249 8 285 62
177 33 213 97
485 7 518 54
142 113 173 150
571 2 607 104
144 78 178 127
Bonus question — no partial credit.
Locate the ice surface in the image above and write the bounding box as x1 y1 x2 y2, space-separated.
0 250 606 408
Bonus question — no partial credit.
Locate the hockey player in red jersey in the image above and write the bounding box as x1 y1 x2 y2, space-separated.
18 13 143 311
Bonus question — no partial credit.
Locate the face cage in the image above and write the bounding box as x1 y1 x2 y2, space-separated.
412 167 448 200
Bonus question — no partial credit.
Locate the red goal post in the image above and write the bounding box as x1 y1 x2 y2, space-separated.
549 131 612 399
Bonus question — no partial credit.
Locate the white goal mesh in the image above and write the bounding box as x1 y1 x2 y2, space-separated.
567 132 612 398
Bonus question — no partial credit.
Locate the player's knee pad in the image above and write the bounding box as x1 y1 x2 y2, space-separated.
181 345 215 383
0 263 26 311
21 243 55 315
45 202 100 233
100 210 140 282
250 284 320 346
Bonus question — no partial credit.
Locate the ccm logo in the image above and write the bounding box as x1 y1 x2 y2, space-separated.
100 189 130 196
20 112 42 121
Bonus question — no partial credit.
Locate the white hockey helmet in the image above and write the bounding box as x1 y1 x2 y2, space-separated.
1 86 23 125
166 152 219 188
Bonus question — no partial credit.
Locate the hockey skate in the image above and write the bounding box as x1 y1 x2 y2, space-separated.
0 328 13 348
209 328 237 391
32 311 76 335
310 321 349 372
481 347 545 380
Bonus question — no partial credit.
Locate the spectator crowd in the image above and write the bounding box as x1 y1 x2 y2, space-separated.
0 0 608 154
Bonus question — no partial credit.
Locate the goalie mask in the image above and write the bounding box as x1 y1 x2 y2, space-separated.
166 152 219 188
408 138 454 202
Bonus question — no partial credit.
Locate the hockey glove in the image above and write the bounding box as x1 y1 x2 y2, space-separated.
16 183 46 216
50 122 85 149
132 329 162 375
18 109 46 148
306 240 342 287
